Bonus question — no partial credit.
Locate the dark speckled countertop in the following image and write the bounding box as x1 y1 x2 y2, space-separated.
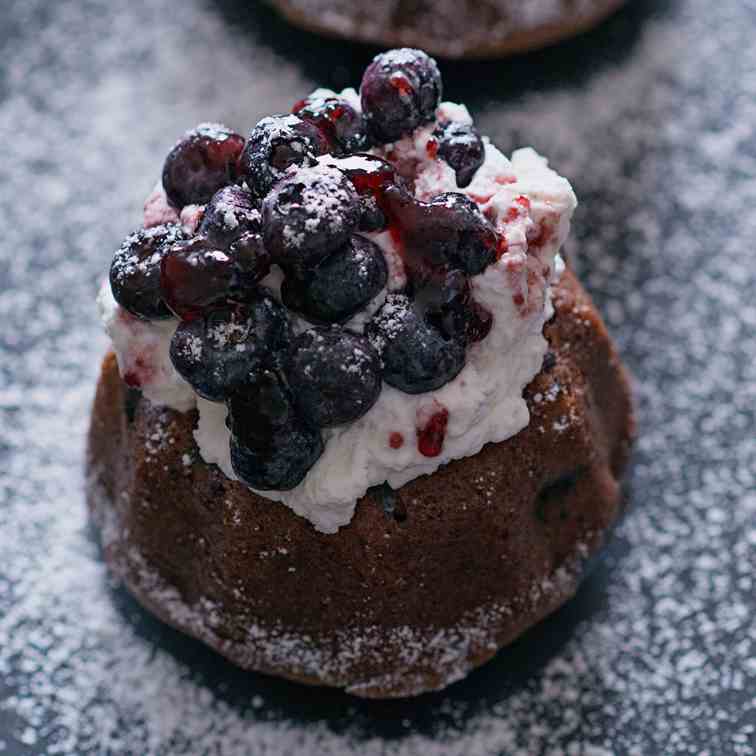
0 1 754 753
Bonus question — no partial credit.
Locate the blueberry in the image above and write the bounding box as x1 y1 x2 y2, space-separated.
162 123 245 209
427 193 496 275
160 234 270 318
286 328 382 427
229 430 323 491
198 185 261 247
239 115 329 197
110 224 187 320
169 293 290 401
360 48 442 144
227 368 294 436
282 234 387 323
227 370 323 490
367 294 465 394
385 186 496 277
412 268 494 345
227 232 272 287
161 237 232 318
433 121 485 188
413 269 471 342
262 165 360 271
294 94 370 155
324 153 397 231
466 300 494 343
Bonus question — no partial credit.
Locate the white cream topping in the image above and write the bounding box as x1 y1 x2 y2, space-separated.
99 99 576 533
97 284 195 412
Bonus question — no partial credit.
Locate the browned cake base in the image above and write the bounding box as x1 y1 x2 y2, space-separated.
263 0 629 60
86 268 634 698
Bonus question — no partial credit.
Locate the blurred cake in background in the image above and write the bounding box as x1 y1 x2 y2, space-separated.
263 0 628 59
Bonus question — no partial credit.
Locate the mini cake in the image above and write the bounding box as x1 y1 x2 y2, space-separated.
88 49 634 698
263 0 629 59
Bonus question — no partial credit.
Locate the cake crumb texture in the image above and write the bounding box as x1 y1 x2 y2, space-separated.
86 267 633 698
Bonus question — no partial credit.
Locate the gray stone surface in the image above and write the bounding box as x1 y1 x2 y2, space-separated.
0 0 753 753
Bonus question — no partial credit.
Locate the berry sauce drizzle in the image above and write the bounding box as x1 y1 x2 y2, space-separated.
417 407 449 457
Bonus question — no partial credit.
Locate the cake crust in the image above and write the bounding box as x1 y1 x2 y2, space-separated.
263 0 629 60
87 268 634 698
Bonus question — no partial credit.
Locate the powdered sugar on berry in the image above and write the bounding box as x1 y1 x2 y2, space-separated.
99 100 575 532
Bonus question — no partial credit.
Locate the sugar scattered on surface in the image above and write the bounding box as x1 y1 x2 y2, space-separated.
1 0 754 754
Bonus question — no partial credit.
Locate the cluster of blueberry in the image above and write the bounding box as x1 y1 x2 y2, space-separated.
109 49 500 490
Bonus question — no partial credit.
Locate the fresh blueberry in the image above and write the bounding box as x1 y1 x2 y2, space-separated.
282 234 387 323
360 48 442 143
367 293 465 394
110 223 187 320
169 293 290 401
227 368 294 436
466 300 494 343
385 186 496 277
286 327 382 427
161 237 233 318
412 268 470 342
294 94 370 155
162 123 245 209
433 121 485 188
262 165 360 271
239 115 329 197
198 185 261 247
427 193 496 275
227 232 272 287
229 429 323 491
227 370 323 490
160 234 270 318
412 268 493 344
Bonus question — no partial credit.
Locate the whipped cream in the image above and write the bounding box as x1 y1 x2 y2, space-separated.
99 97 576 533
98 284 195 412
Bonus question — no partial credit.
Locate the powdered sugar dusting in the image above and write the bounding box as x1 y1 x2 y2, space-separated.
274 163 358 249
1 0 754 753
